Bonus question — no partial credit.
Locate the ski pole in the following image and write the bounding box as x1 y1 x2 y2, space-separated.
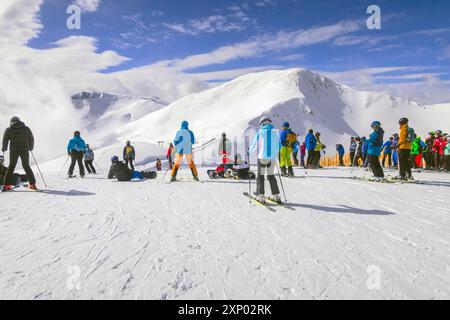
30 151 48 187
58 155 70 175
93 160 104 173
275 161 287 203
247 150 251 198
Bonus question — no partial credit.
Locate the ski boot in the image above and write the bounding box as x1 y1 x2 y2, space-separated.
256 194 267 204
68 174 76 179
268 194 282 204
193 176 199 182
170 176 177 182
29 184 38 191
288 166 295 177
280 166 288 177
2 185 12 192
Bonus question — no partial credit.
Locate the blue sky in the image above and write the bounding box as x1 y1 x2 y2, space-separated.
21 0 450 102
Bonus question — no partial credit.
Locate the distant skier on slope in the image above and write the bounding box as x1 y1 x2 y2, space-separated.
171 121 199 182
167 143 175 170
353 137 364 167
156 159 162 171
67 131 86 178
335 144 345 166
425 132 435 170
366 121 385 180
392 133 400 169
218 133 232 166
279 122 296 176
292 139 300 166
300 142 306 167
444 136 450 172
313 132 325 168
123 141 136 171
410 136 426 169
381 137 393 168
397 117 412 180
249 116 282 204
84 144 96 174
305 129 317 168
108 156 156 182
2 117 37 191
349 137 357 166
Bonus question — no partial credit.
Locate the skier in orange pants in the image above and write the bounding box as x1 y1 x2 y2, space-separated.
171 121 199 182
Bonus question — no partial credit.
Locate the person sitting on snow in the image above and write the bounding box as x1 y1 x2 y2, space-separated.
0 155 28 187
108 156 156 182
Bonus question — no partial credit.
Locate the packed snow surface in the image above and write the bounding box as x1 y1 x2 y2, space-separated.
1 167 449 299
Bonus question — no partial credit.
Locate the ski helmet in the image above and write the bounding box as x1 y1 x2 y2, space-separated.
282 122 290 128
10 116 20 123
222 133 226 138
259 116 272 125
436 130 442 136
111 156 119 163
74 131 80 136
371 121 381 129
126 140 131 145
399 117 409 125
315 132 321 137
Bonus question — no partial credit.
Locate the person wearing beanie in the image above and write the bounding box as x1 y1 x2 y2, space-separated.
2 117 37 191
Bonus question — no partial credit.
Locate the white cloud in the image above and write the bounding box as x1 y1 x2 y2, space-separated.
191 65 286 82
0 0 43 46
74 0 101 12
276 53 306 61
154 20 361 71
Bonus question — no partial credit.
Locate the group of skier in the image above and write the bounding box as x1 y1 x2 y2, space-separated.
2 114 449 197
348 120 450 180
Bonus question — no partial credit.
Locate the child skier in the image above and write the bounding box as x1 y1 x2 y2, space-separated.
249 116 281 204
67 131 86 178
336 144 345 166
300 142 306 167
123 141 136 171
313 132 325 168
156 159 162 171
279 122 296 176
171 121 199 182
108 156 156 182
2 117 37 191
381 137 393 168
84 144 96 174
366 121 385 180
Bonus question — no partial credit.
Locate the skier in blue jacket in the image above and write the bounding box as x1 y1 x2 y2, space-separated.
67 131 87 178
381 137 394 168
305 129 317 168
336 144 345 166
366 121 385 179
249 116 281 204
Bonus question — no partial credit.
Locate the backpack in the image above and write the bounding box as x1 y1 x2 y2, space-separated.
287 132 297 144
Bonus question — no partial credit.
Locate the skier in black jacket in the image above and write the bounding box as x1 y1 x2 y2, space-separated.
108 156 156 182
2 117 37 191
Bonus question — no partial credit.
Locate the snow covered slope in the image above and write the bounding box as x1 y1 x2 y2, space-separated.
72 91 168 132
1 167 450 299
111 69 449 163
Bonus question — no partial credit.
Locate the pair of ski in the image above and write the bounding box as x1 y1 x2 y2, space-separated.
243 192 295 212
349 176 423 184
